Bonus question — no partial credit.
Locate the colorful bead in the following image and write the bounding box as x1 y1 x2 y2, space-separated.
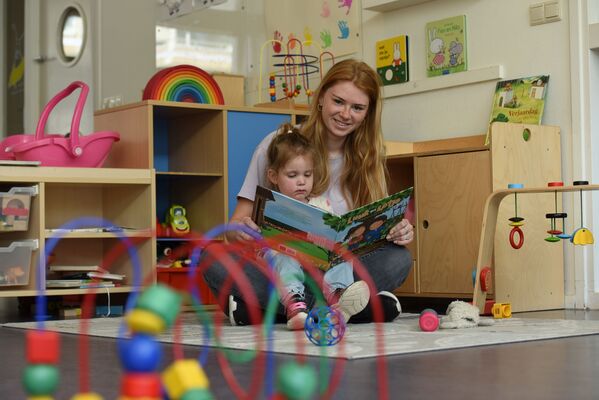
118 334 162 372
163 359 209 399
22 364 59 396
26 330 60 364
126 309 165 335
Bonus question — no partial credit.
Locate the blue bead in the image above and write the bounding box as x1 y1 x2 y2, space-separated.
118 333 162 372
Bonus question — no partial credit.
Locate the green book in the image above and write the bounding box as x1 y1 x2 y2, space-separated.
426 15 467 77
252 186 413 271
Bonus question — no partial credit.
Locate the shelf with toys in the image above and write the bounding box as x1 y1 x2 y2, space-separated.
0 167 155 297
95 100 309 304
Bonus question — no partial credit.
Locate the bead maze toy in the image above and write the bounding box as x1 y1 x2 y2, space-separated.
24 218 394 399
473 182 599 314
257 38 335 106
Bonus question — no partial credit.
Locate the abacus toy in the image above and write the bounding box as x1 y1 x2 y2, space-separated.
545 181 569 242
571 181 595 245
507 183 524 249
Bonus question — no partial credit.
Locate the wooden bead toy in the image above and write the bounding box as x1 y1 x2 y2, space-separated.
276 361 317 400
571 181 594 245
22 364 60 396
507 184 525 249
125 309 165 335
120 372 162 398
419 309 439 332
26 330 60 364
118 334 162 372
70 393 104 400
127 284 182 334
162 359 210 400
492 302 512 319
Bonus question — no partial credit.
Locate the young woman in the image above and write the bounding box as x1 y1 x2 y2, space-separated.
201 59 414 324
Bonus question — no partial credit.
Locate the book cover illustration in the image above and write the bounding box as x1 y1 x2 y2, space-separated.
426 15 467 77
376 35 409 85
489 75 549 125
252 185 413 271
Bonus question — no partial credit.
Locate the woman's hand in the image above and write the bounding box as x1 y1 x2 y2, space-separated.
386 218 414 245
226 216 261 242
225 198 261 243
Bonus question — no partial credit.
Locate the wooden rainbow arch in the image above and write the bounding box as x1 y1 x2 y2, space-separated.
143 65 225 105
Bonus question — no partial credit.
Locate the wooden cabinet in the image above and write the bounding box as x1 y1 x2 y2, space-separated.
0 167 155 297
95 101 309 301
387 122 563 310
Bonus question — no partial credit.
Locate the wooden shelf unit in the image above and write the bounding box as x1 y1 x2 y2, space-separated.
0 167 155 297
95 100 309 301
386 122 564 311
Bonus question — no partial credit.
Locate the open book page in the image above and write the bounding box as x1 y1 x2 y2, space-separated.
252 186 413 270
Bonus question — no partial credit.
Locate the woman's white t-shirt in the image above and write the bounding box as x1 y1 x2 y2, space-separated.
237 131 349 215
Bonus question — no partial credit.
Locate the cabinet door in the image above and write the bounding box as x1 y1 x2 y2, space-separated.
416 151 491 295
227 111 293 219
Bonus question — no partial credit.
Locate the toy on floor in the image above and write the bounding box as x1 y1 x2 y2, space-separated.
419 309 440 332
304 306 346 346
507 183 525 249
571 181 594 245
492 302 512 319
440 300 495 329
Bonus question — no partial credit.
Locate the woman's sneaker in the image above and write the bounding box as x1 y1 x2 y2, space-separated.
285 295 308 330
326 280 370 323
350 291 402 323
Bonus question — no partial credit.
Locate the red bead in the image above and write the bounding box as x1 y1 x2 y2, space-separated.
27 330 60 364
120 373 162 397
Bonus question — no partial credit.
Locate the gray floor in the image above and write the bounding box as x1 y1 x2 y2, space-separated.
3 303 599 399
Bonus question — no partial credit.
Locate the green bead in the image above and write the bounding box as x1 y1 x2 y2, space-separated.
181 388 215 400
276 362 317 400
22 364 59 395
136 284 182 328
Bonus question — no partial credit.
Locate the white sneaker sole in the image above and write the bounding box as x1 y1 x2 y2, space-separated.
336 281 370 323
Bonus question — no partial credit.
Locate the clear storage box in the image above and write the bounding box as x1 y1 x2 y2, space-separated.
0 186 36 232
0 240 36 286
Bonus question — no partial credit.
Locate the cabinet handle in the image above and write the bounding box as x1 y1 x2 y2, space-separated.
422 220 429 229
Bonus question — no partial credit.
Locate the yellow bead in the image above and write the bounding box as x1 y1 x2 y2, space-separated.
71 393 104 400
163 359 209 399
27 397 54 400
126 309 165 335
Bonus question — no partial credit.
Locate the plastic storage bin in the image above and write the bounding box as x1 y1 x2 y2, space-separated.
0 186 36 232
0 240 36 286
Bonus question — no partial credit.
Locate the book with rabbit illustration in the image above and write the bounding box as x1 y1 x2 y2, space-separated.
426 15 467 77
376 35 409 85
252 185 413 271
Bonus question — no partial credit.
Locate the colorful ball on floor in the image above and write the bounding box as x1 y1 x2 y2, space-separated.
304 306 346 346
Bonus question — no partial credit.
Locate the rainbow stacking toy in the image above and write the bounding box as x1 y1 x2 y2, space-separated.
143 64 225 105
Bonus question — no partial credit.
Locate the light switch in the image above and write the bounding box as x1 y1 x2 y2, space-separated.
544 0 561 21
530 3 545 26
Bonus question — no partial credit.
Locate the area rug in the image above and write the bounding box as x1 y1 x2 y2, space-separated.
5 314 599 360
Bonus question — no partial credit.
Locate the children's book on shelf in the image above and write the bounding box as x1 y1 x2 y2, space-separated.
426 15 467 77
252 186 413 271
376 35 409 85
48 265 107 273
485 74 550 144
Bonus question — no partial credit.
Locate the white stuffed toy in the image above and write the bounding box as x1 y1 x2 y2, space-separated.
440 300 494 329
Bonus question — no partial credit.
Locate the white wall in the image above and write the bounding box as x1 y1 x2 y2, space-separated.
362 0 572 144
94 0 155 107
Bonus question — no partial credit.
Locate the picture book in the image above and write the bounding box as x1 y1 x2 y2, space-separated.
426 15 467 77
376 35 409 85
252 186 413 271
486 75 550 144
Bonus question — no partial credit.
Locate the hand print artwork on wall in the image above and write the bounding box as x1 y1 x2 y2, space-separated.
337 21 349 39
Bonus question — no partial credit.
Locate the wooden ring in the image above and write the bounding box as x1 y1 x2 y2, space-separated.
509 226 524 249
